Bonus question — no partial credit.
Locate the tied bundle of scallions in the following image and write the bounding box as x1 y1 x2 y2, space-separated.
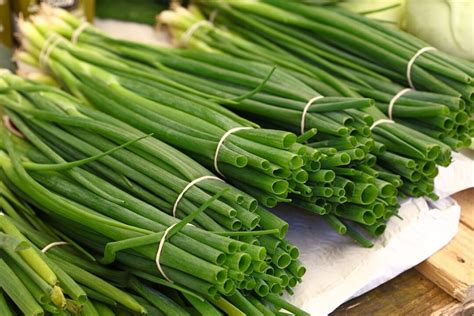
0 185 147 315
16 9 318 211
1 179 301 315
0 73 308 315
161 2 472 201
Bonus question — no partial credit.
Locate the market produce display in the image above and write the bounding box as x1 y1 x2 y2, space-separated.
0 1 472 314
0 72 307 314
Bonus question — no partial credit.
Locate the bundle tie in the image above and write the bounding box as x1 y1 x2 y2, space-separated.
39 35 62 68
41 241 69 253
71 21 90 45
214 127 252 177
155 224 177 283
180 10 219 47
3 116 25 138
388 88 412 120
208 10 219 23
406 47 437 90
301 96 324 135
172 175 222 217
180 20 209 47
370 119 394 130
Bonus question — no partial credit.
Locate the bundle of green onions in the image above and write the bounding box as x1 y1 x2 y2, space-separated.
0 196 72 315
159 2 473 201
10 7 405 245
188 0 473 147
159 8 403 241
210 0 474 101
0 72 308 315
0 184 159 315
345 78 472 152
16 9 320 210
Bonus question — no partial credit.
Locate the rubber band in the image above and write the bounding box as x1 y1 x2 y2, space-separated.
172 175 222 217
214 127 252 177
209 10 219 23
180 20 209 46
38 35 55 67
301 96 324 135
41 241 69 253
406 47 437 90
3 116 25 138
40 35 62 68
388 88 412 120
71 21 90 45
370 119 394 130
155 224 176 283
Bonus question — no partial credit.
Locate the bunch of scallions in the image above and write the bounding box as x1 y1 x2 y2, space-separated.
0 73 308 315
0 181 187 315
12 7 400 246
158 2 473 201
192 0 473 147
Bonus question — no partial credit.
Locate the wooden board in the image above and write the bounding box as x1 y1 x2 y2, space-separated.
456 189 474 230
416 188 474 302
331 269 456 316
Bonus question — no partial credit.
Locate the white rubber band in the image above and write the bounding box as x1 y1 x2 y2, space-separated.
41 241 69 253
38 35 55 67
155 224 176 283
214 127 252 177
406 47 437 90
370 119 394 130
172 176 222 217
71 21 89 45
3 116 25 138
180 20 209 46
301 96 324 135
388 88 412 120
209 10 219 23
40 35 62 68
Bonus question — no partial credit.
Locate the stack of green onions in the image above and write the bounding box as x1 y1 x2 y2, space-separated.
345 77 471 151
21 6 400 246
137 34 399 241
11 8 403 245
203 0 474 102
189 0 473 149
16 11 321 210
0 73 308 315
161 2 471 200
2 180 279 315
0 201 71 315
0 184 150 315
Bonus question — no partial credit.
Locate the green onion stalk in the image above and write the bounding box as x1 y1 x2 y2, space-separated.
167 1 465 201
16 10 321 213
0 74 308 315
13 9 395 245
